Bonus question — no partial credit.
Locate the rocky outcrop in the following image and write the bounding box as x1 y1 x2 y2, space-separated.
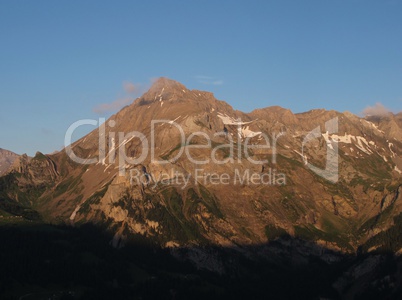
0 148 19 175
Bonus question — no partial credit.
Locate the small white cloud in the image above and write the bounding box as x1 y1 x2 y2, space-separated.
93 81 142 114
195 75 214 80
123 81 139 94
93 97 132 114
362 102 391 117
195 75 223 86
211 80 223 86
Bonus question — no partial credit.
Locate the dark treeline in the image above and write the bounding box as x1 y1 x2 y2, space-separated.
0 223 401 300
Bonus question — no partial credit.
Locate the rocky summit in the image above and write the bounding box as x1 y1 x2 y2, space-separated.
1 78 402 299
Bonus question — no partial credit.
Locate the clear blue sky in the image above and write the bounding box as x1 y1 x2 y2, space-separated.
1 0 401 156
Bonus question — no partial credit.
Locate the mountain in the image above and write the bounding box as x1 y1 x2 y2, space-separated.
2 77 402 248
0 148 19 176
1 77 402 298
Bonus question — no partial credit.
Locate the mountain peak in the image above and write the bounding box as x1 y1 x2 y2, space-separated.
137 77 220 105
136 77 190 106
149 77 187 93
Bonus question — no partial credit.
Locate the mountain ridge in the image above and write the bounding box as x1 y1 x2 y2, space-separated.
1 77 401 252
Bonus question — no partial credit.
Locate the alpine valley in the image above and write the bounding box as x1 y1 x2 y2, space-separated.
1 78 401 299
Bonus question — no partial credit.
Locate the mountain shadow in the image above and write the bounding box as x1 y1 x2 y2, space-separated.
0 222 401 300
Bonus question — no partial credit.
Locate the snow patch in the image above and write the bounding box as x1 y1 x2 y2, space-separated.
104 164 112 172
364 120 385 134
168 116 181 124
389 143 396 157
355 136 372 154
117 136 135 150
217 113 253 125
330 134 353 144
327 134 375 154
69 205 81 221
241 126 261 138
322 132 334 150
